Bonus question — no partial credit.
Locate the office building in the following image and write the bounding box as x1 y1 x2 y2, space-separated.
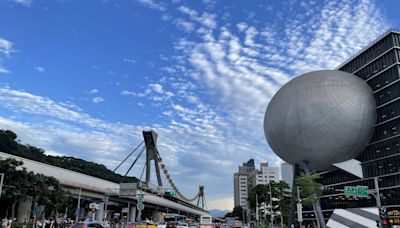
301 29 400 226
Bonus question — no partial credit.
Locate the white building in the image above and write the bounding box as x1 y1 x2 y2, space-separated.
281 162 294 189
256 162 279 185
234 160 280 210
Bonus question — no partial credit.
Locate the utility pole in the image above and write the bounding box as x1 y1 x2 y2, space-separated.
297 186 302 228
256 194 259 226
269 183 273 228
0 173 4 199
75 188 82 223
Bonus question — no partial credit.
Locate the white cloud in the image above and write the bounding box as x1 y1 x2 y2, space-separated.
174 19 195 33
178 6 217 29
0 38 15 57
121 90 136 96
89 89 98 94
92 96 105 103
34 66 45 72
123 58 136 64
12 0 33 7
149 83 164 94
135 0 166 11
0 67 10 74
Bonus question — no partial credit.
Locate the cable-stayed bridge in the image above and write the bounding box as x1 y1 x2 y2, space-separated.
0 130 209 223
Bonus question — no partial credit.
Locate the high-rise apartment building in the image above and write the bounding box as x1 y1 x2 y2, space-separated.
233 159 279 209
301 29 400 226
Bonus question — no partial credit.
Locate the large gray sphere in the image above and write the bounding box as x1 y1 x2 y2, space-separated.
264 70 376 170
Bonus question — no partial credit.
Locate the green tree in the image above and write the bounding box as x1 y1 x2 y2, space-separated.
296 172 323 228
0 158 73 218
296 173 322 206
248 181 291 227
231 206 244 221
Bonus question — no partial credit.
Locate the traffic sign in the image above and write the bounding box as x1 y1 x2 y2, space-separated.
356 186 368 197
344 186 368 197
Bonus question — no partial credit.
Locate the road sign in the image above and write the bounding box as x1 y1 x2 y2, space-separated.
296 203 303 222
344 186 357 196
344 186 368 197
168 191 177 195
357 185 368 197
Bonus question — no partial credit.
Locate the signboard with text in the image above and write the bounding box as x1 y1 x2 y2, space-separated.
344 186 368 197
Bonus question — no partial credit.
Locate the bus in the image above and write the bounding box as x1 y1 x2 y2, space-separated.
199 216 213 228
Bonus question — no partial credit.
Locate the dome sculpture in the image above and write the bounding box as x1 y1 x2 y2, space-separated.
264 70 376 170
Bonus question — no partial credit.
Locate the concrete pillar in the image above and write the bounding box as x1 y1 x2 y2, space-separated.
152 210 161 223
17 197 32 223
95 202 105 221
129 206 136 223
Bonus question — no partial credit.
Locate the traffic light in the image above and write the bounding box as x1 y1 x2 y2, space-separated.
379 207 390 228
321 186 335 194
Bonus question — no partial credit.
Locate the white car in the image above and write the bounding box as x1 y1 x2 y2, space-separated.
158 222 167 228
177 223 189 228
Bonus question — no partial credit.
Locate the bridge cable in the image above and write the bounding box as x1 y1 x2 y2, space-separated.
155 151 202 202
113 141 144 172
124 145 146 177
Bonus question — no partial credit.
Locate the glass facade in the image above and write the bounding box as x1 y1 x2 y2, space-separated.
302 30 400 225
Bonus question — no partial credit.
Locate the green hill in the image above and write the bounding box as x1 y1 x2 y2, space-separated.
0 129 138 183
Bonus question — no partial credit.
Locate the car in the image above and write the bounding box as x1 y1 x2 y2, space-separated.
128 222 157 228
189 223 198 228
167 221 179 228
71 221 110 228
177 223 189 228
158 222 167 228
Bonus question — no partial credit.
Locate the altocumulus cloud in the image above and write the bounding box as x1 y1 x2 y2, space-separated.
0 0 392 210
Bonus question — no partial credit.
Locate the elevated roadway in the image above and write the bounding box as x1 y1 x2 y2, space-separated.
0 152 209 217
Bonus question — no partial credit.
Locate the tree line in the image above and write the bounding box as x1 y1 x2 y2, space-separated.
225 174 323 228
0 158 75 219
225 181 291 227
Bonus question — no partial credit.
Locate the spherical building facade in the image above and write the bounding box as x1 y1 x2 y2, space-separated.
264 70 376 170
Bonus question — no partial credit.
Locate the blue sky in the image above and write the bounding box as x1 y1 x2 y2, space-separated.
0 0 399 210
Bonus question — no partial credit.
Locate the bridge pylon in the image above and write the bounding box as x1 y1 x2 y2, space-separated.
143 130 163 188
196 185 207 209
